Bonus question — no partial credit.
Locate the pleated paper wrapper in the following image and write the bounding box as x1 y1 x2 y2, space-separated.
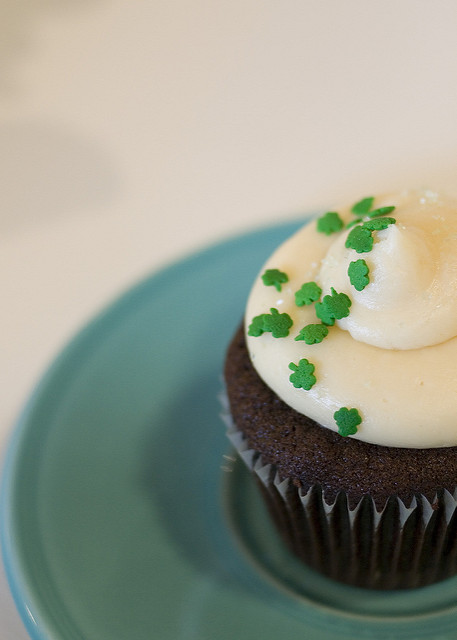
221 394 457 590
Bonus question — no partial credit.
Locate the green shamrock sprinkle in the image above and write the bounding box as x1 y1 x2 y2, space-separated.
368 205 396 218
295 323 329 344
318 287 352 323
348 259 370 291
289 359 317 390
334 407 362 437
261 268 289 291
315 301 335 326
247 315 267 337
316 211 344 235
351 196 374 216
295 281 322 307
362 217 396 231
345 225 374 253
325 287 352 319
247 308 293 338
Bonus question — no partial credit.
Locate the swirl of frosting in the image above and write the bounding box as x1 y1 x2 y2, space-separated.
245 189 457 448
319 195 457 349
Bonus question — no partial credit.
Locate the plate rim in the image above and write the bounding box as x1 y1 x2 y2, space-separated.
0 218 304 640
5 215 457 640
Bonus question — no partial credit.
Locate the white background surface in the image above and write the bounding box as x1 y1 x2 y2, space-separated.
1 1 457 637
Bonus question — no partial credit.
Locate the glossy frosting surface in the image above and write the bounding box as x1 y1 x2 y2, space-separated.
245 190 457 448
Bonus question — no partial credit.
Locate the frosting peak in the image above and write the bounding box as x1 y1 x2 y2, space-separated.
317 201 457 349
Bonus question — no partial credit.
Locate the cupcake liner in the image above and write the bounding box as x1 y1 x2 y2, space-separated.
221 393 457 590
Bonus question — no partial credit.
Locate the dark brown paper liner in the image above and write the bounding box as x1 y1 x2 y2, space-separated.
221 396 457 590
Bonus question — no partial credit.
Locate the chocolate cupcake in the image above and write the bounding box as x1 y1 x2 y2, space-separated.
223 190 457 589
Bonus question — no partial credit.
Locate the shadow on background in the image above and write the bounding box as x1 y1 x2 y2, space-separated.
0 0 106 79
0 120 119 233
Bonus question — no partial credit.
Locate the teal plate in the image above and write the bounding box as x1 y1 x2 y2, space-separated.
2 221 457 640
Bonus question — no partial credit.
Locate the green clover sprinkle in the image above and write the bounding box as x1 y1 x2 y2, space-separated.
326 287 352 319
295 281 322 307
247 308 293 338
247 315 266 337
348 259 370 291
316 211 344 235
334 407 362 437
351 196 374 216
320 287 352 321
345 225 374 253
289 359 316 390
362 217 396 231
368 205 396 218
261 268 289 292
295 323 329 344
315 301 335 326
263 308 293 337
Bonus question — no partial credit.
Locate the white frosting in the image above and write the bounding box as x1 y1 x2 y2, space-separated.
245 189 457 448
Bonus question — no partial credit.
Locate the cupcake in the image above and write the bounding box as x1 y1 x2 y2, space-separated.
223 189 457 590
